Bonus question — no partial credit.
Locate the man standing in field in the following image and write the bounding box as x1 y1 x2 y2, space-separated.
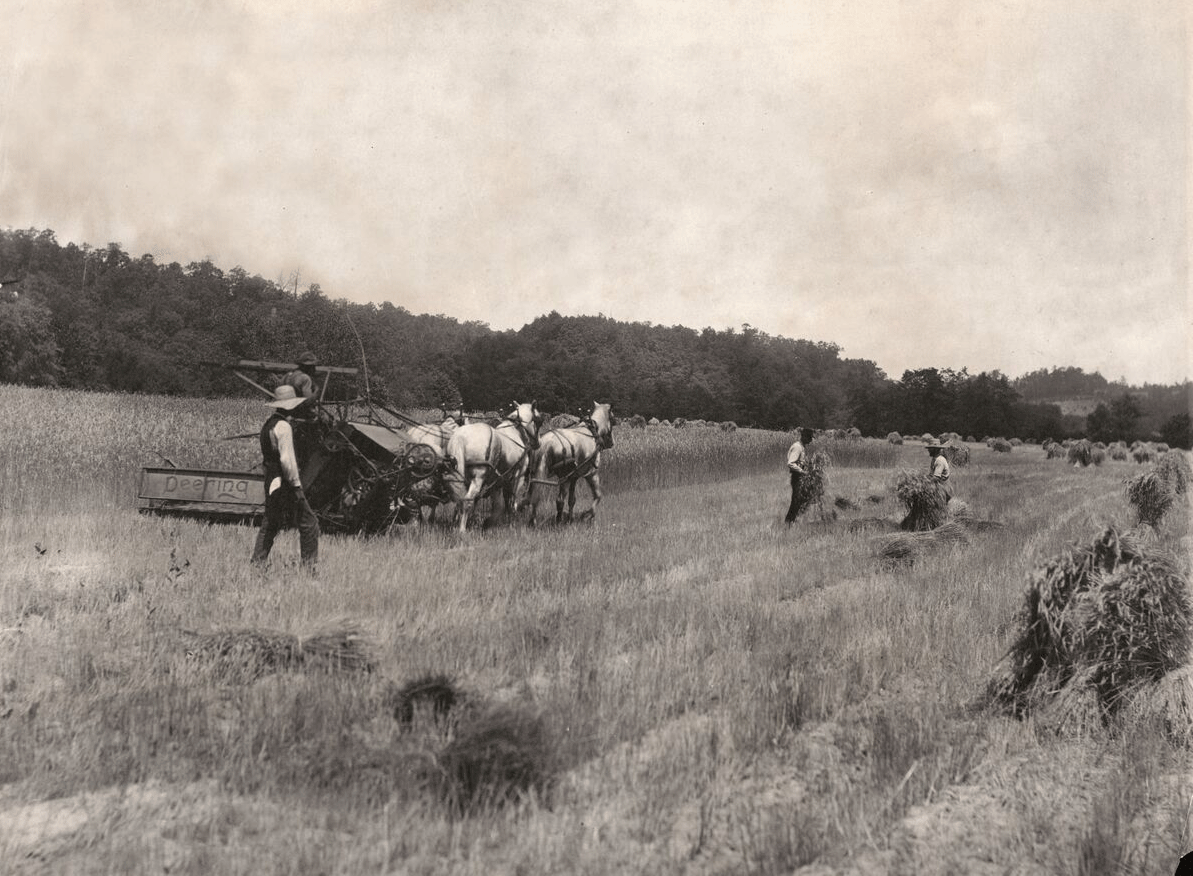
251 384 320 572
282 351 319 400
928 443 952 500
785 427 816 524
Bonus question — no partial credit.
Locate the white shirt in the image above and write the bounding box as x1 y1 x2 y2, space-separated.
787 441 807 474
267 417 302 493
931 453 950 482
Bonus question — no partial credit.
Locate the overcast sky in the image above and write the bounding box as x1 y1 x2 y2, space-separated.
2 0 1188 384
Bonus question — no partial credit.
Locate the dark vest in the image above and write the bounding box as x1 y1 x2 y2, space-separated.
260 413 286 484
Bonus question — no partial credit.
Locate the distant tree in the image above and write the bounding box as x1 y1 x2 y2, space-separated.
1160 413 1191 450
1109 393 1143 442
0 289 61 385
1085 403 1114 443
1086 394 1143 443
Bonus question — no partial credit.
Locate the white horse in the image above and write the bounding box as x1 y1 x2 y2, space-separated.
527 402 613 526
406 410 464 458
444 401 543 533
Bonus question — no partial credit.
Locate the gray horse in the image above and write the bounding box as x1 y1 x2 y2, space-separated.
527 402 613 526
444 401 543 533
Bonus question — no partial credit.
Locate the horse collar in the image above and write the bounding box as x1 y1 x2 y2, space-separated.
584 417 611 449
506 414 537 448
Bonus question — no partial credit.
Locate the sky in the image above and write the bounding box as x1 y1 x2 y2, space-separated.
1 0 1189 385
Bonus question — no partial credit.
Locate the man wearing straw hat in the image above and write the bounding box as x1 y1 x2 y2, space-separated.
927 442 952 500
784 427 816 524
250 384 320 572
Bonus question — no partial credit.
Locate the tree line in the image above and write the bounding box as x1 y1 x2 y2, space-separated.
1 228 1188 446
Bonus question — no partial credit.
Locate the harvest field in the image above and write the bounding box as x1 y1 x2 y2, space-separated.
1 384 1190 875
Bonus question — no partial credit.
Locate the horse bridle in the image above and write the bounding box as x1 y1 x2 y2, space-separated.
581 415 613 450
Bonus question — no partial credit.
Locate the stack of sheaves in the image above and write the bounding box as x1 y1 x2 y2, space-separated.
987 527 1192 738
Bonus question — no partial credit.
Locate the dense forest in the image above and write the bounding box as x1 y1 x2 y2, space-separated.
1 228 1188 446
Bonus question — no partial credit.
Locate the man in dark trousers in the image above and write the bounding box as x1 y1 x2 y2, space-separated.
251 384 320 572
784 427 816 524
282 351 319 399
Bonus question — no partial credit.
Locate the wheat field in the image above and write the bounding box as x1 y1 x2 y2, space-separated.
0 384 1190 875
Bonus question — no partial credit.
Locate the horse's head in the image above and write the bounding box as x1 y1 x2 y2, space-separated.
506 400 543 448
589 401 614 449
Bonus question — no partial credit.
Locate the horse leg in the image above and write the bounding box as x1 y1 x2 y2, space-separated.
457 472 486 533
551 477 565 525
565 479 580 522
528 479 549 527
580 471 601 521
492 482 514 527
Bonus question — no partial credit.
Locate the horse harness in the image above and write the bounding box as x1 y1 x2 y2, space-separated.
530 419 608 488
443 412 538 499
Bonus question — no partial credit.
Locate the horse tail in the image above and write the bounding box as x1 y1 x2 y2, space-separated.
444 431 470 503
527 433 559 500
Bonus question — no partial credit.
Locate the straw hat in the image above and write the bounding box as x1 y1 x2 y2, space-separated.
927 443 945 451
297 351 318 367
266 384 308 410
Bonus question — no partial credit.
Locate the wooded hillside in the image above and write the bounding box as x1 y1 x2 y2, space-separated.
1 228 1187 445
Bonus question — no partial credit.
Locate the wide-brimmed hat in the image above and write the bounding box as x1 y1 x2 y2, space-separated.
927 443 946 451
266 384 308 410
296 351 318 367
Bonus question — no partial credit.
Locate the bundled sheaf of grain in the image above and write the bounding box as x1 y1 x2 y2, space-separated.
1046 442 1068 459
789 450 832 520
1127 470 1175 529
877 520 968 563
184 628 301 678
1031 668 1107 737
435 702 555 814
1066 557 1193 709
895 471 949 531
1067 439 1093 467
1133 445 1156 464
389 673 467 725
988 527 1191 722
945 498 1005 533
989 438 1012 453
547 413 582 430
1123 666 1193 745
1157 452 1191 495
944 444 970 466
299 622 377 673
886 431 903 445
183 620 376 679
